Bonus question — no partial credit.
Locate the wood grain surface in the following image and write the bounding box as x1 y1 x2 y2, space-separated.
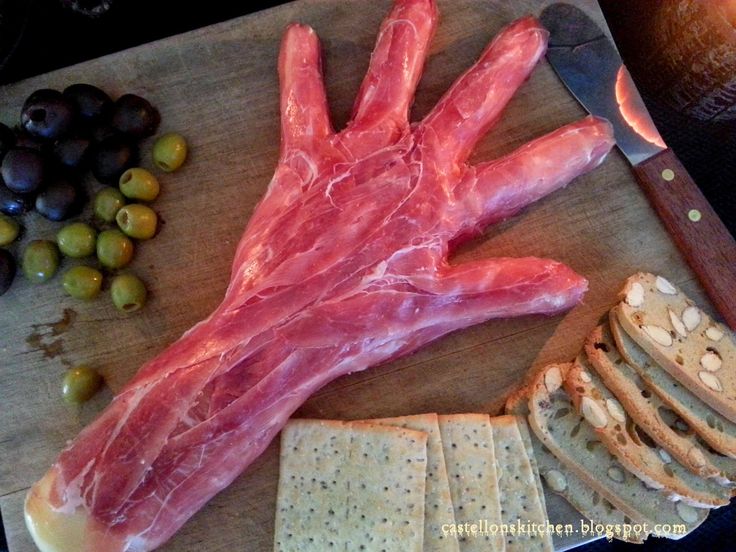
0 1 718 551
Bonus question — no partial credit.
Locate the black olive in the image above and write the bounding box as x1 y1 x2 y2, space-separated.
89 123 121 144
0 123 15 161
1 148 47 194
13 131 46 153
35 178 82 221
0 248 16 296
0 183 34 216
91 136 138 184
53 136 92 170
111 94 160 139
21 89 76 140
63 83 112 123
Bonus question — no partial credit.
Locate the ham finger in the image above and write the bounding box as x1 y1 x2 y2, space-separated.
419 16 548 168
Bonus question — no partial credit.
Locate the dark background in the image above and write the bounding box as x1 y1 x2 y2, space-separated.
0 0 733 551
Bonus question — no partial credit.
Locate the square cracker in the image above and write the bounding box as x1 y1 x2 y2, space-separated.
274 419 428 551
490 415 553 552
370 413 460 551
438 414 503 551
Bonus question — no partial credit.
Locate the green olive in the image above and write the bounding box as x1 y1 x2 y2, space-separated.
116 204 157 240
93 187 126 223
22 240 60 283
62 365 103 404
110 273 147 312
152 132 187 172
57 223 97 258
96 229 134 269
0 214 20 246
119 168 160 201
62 266 103 300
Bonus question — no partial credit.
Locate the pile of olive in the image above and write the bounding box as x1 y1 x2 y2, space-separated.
0 84 188 311
1 84 189 404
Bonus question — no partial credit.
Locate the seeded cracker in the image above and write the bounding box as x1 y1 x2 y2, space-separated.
274 419 427 551
369 414 460 551
490 415 554 551
438 414 504 551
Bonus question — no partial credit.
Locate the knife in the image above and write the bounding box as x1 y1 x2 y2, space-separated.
540 3 736 330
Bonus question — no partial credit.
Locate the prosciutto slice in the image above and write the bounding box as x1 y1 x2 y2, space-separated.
25 1 614 550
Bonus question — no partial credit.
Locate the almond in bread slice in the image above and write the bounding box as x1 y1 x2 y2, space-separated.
566 354 731 507
526 363 707 538
438 414 503 550
585 324 735 485
610 306 736 460
617 273 736 423
505 388 648 544
490 415 554 551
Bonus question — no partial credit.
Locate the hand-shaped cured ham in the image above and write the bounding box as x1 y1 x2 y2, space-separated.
25 1 614 550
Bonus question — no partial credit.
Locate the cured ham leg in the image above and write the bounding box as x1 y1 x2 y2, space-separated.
25 2 614 551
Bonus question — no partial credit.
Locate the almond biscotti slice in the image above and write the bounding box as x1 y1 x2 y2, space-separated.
617 273 736 422
490 415 554 552
586 324 735 485
527 363 707 538
505 388 648 543
610 307 736 460
566 355 731 507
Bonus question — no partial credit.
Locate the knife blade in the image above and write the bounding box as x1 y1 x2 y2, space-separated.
541 2 736 330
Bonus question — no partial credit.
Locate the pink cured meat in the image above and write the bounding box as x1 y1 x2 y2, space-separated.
25 1 615 551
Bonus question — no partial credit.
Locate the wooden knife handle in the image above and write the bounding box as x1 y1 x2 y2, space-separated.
633 148 736 330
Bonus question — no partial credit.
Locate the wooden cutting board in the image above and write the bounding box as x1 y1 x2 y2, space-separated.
0 0 718 550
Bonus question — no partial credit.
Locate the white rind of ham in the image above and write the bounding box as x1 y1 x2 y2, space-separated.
25 1 615 551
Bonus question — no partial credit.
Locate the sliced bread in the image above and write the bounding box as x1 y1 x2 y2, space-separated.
505 388 647 543
526 363 708 538
585 324 734 484
610 307 736 460
617 273 736 423
565 355 731 507
370 414 460 552
438 414 503 551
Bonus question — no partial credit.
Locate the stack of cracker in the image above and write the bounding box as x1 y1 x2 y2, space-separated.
274 413 553 551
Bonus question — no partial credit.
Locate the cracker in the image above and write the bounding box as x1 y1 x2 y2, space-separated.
490 415 553 551
438 414 503 550
370 413 460 551
274 419 427 551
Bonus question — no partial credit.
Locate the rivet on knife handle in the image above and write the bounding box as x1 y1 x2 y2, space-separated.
633 149 736 330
